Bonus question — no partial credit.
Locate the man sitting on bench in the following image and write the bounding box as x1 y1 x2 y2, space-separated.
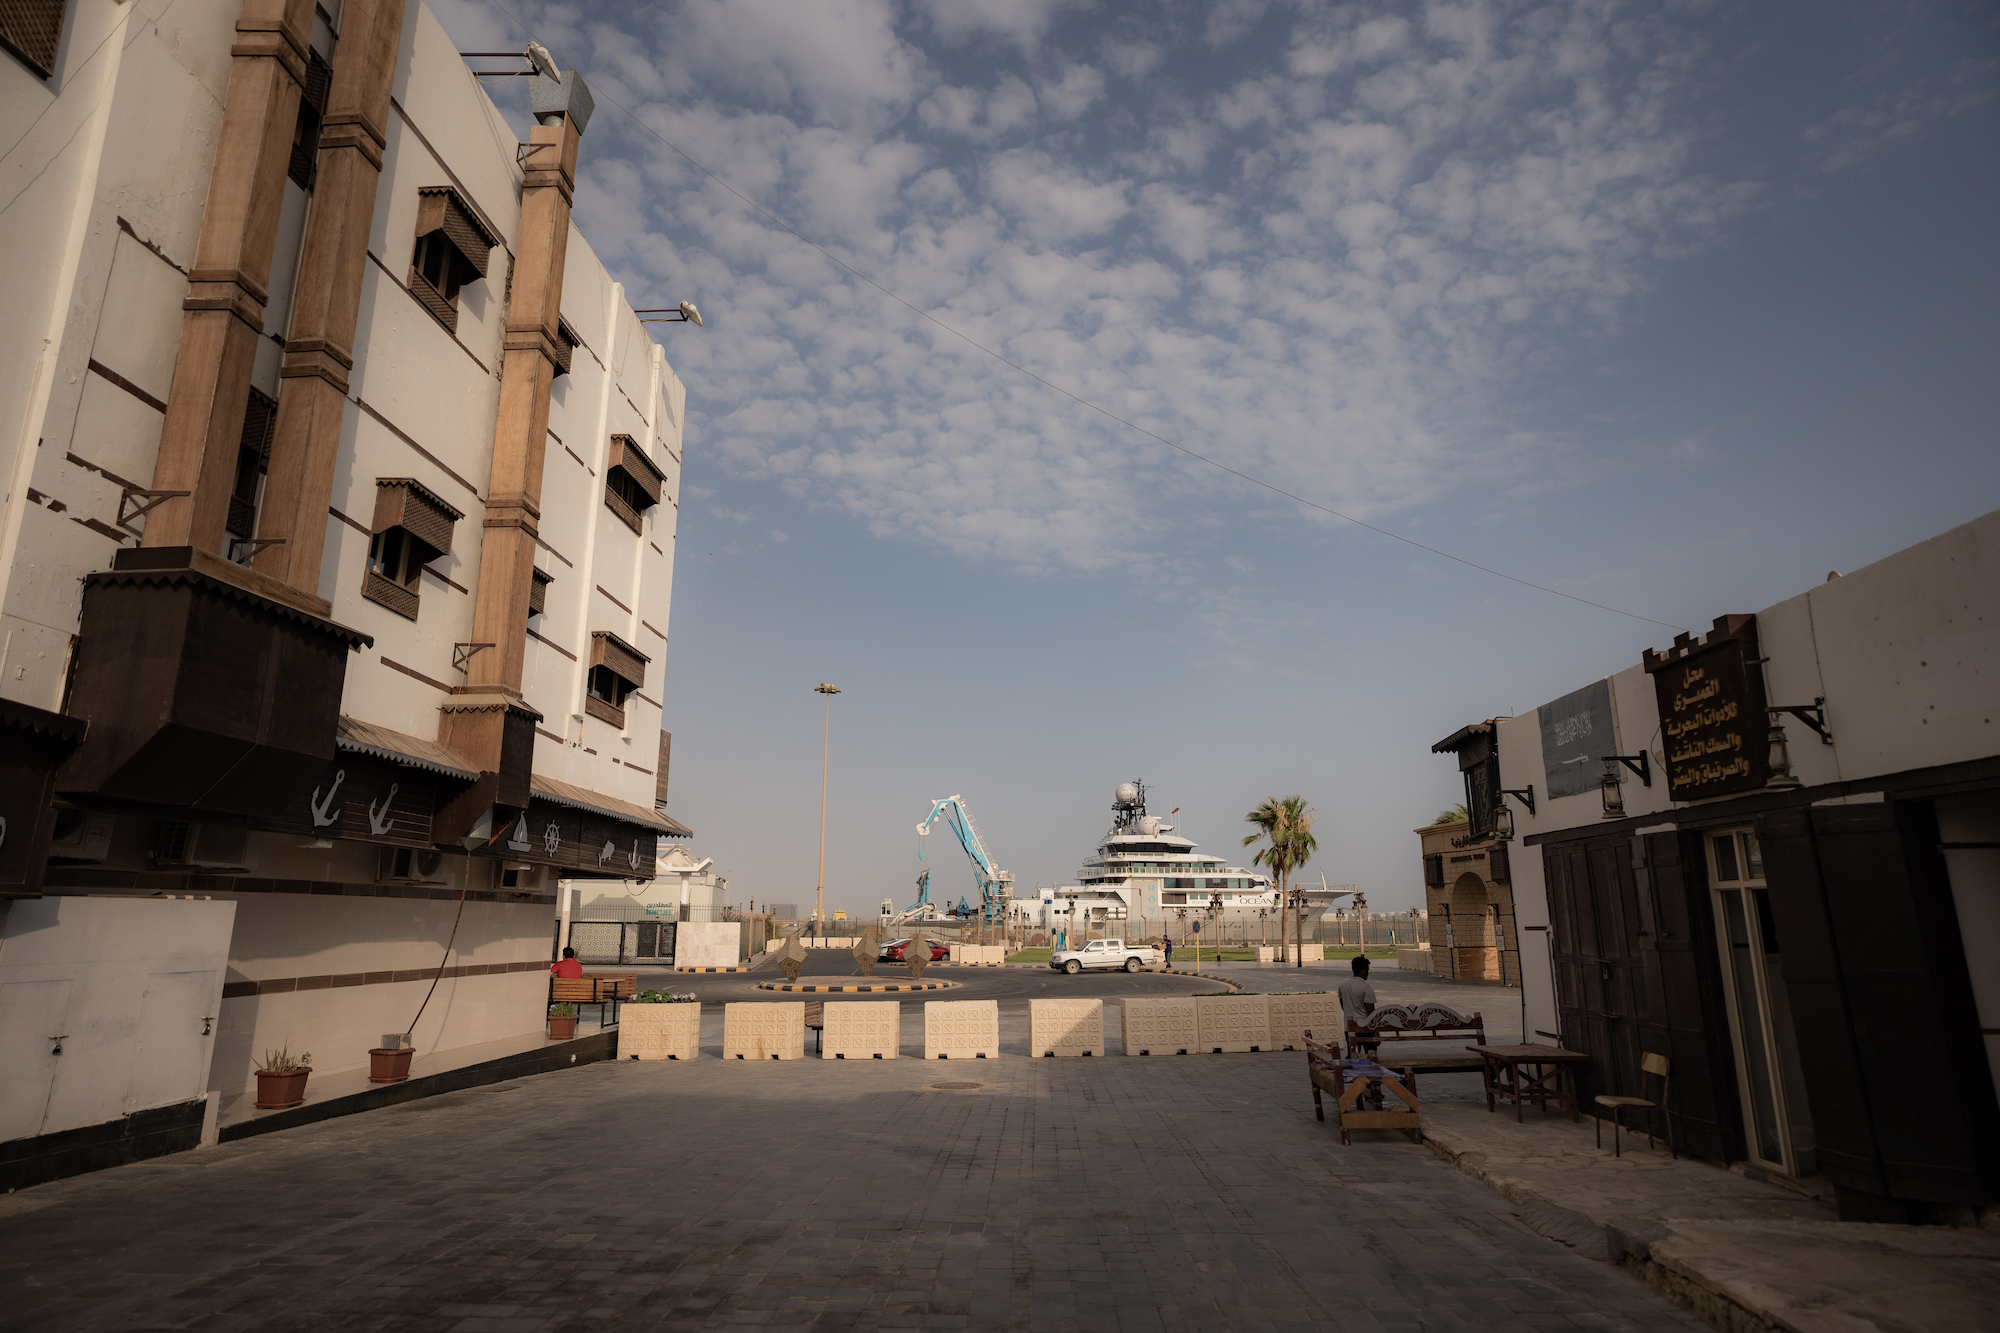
1337 956 1382 1107
551 947 583 979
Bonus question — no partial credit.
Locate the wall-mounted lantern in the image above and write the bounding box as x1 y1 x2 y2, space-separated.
1599 759 1626 820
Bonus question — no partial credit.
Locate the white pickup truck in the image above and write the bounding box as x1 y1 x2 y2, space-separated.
1048 938 1161 974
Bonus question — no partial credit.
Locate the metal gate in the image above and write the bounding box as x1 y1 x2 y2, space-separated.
563 920 676 965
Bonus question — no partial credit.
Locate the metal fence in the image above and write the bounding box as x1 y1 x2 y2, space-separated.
557 919 678 965
1040 914 1424 950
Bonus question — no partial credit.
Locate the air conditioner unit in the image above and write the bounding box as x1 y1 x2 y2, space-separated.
155 821 259 872
379 846 452 885
48 809 115 863
500 863 542 892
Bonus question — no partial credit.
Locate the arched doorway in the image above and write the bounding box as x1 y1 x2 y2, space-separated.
1449 872 1499 980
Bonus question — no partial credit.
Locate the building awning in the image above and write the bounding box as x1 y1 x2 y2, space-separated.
530 772 692 838
336 715 479 781
1431 722 1494 754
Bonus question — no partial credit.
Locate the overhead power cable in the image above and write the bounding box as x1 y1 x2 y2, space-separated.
478 0 1685 633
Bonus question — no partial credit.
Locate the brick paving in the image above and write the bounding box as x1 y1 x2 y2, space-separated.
0 1038 1703 1332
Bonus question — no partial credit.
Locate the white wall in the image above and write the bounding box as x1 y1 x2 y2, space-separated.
0 896 236 1139
210 892 552 1096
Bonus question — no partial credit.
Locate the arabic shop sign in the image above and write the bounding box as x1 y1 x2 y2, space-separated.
1643 614 1769 801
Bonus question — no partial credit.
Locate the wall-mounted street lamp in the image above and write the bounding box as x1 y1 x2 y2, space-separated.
636 302 704 326
1599 759 1626 820
1596 751 1650 821
1765 698 1830 790
1766 721 1802 788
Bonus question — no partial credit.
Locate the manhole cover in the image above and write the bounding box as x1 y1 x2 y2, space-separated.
927 1081 983 1091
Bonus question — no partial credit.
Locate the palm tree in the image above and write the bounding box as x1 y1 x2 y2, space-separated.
1244 796 1318 968
1434 802 1470 826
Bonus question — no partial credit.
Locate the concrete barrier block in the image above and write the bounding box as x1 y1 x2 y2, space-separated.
1296 943 1323 962
822 1001 901 1059
1265 993 1342 1052
1256 946 1276 962
1121 997 1198 1055
620 1002 701 1060
1196 995 1272 1053
1030 998 1104 1057
723 1002 805 1060
948 944 965 963
1395 946 1433 973
925 999 999 1059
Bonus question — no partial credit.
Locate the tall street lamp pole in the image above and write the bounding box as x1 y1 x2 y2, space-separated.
814 683 841 929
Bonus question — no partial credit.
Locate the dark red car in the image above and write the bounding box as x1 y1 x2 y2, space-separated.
879 938 950 962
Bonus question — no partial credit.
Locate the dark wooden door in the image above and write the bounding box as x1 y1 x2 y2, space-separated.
1760 800 2000 1209
1634 830 1741 1162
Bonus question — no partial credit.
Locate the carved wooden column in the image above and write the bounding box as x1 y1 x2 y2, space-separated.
254 0 405 594
440 73 593 792
141 0 314 556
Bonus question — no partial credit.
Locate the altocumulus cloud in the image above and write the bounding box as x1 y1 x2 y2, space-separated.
436 0 1757 573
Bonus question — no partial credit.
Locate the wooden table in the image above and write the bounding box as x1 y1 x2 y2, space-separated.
1469 1044 1591 1122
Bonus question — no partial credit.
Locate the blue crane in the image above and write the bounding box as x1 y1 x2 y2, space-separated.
914 795 1015 926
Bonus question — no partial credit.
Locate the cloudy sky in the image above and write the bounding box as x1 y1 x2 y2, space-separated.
432 0 1998 918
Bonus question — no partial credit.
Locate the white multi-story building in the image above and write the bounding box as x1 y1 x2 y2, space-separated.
0 0 692 1187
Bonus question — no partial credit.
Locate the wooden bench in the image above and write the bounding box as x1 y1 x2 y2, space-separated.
1304 1029 1422 1146
1346 1003 1486 1094
548 973 639 1025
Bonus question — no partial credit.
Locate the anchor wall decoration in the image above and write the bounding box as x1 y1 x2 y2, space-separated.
367 783 399 836
310 771 346 828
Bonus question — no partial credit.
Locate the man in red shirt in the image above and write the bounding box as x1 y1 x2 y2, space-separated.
550 947 583 978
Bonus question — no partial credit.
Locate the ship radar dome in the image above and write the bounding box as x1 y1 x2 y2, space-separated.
1114 782 1139 807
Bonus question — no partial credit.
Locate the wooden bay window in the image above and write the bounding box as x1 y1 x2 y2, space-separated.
408 187 496 333
586 630 649 728
603 434 664 535
362 479 462 621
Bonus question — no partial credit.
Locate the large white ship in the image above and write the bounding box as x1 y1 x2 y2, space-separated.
1019 780 1353 933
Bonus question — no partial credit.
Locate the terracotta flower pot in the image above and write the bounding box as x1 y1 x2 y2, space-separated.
548 1015 579 1040
368 1047 415 1083
253 1067 312 1110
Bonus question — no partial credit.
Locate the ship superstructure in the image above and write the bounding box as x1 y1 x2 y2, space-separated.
1019 781 1355 934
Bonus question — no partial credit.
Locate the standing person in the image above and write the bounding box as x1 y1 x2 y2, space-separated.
1161 935 1174 971
550 947 583 979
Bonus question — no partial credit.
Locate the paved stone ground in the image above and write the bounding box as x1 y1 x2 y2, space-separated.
0 1043 1703 1332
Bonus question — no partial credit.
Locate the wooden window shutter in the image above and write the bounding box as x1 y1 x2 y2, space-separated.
409 272 457 331
590 631 648 689
529 566 552 616
607 435 664 505
1423 854 1444 887
372 479 463 558
1489 845 1511 883
415 186 496 280
553 317 578 377
0 0 68 79
227 389 279 541
288 50 333 190
656 730 671 806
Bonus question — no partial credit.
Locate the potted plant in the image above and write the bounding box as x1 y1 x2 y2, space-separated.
548 1002 579 1040
253 1045 313 1109
622 990 700 1060
368 1038 415 1084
